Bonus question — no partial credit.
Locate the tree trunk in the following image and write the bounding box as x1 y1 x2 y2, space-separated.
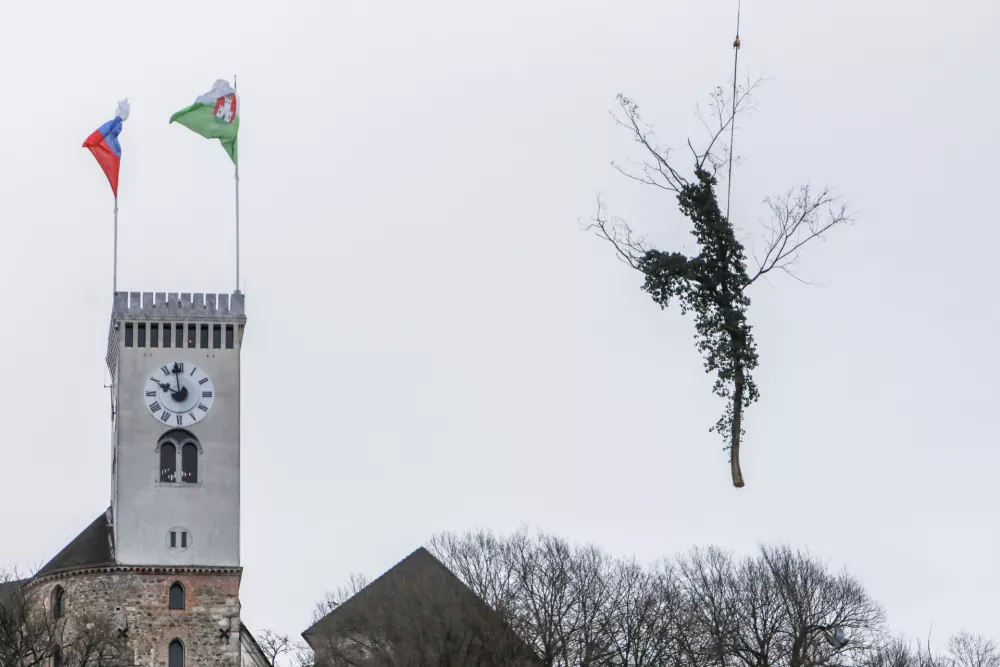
730 370 745 488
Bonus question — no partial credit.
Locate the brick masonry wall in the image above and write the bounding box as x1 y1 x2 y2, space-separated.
29 569 243 667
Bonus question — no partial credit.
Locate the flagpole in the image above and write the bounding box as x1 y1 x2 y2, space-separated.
234 74 241 293
235 158 240 292
113 197 118 293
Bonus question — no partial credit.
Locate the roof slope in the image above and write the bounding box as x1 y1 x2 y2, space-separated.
303 547 537 666
240 622 273 667
37 510 114 577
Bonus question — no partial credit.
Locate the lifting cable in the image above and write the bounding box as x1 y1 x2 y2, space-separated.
726 0 742 222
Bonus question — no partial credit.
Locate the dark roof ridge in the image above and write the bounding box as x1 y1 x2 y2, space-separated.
37 509 114 577
301 546 441 637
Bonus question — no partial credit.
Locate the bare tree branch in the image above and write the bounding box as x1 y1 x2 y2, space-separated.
749 186 853 284
610 95 689 192
949 632 1000 667
695 78 761 174
311 574 371 624
581 196 647 270
256 630 294 667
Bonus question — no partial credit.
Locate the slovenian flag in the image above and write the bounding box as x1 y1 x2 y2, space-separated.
169 80 239 165
83 100 130 197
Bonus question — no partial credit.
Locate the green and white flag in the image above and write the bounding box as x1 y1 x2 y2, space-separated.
169 80 239 164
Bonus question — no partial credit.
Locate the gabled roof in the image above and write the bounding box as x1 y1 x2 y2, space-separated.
303 547 538 664
37 510 114 577
302 547 459 639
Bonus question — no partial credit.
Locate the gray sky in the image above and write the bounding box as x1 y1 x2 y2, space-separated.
2 0 998 645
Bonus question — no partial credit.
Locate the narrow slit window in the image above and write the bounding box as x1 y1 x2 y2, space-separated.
137 323 147 347
52 587 65 619
160 443 176 483
163 323 171 348
175 324 184 349
181 443 198 484
225 325 234 349
180 531 187 548
150 323 159 348
170 531 177 548
124 323 134 347
212 324 221 349
168 640 184 667
187 324 196 348
169 582 185 610
200 324 209 348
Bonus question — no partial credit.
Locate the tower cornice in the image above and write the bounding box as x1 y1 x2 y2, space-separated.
24 564 243 589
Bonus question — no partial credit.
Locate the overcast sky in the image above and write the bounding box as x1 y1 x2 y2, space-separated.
2 0 998 645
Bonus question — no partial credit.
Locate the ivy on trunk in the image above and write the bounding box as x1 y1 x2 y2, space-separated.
638 168 758 487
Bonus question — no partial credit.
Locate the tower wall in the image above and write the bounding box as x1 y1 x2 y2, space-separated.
108 292 246 568
28 569 243 667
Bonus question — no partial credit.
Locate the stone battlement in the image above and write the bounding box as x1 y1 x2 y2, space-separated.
112 291 246 321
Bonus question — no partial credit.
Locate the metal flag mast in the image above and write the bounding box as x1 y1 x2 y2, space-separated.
83 98 129 294
234 74 241 293
113 197 118 293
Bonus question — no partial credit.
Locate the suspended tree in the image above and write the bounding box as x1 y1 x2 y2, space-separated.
587 81 852 488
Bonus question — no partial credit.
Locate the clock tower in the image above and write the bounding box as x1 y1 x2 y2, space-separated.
25 290 264 667
107 291 246 567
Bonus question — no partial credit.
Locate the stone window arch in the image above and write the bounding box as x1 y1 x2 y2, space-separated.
168 640 184 667
169 582 185 610
157 430 202 485
51 586 65 619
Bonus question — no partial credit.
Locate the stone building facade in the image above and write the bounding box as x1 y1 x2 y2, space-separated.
25 564 244 667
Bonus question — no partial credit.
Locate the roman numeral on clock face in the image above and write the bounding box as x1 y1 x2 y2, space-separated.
149 402 161 413
161 365 170 376
176 414 183 426
198 377 209 385
198 404 209 412
161 411 171 423
203 391 213 398
146 390 156 397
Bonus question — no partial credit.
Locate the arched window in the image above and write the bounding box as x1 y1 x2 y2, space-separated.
158 431 200 485
160 443 176 483
169 582 185 610
168 640 184 667
51 586 65 619
181 443 198 484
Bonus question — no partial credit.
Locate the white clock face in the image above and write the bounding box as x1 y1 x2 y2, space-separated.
145 361 215 427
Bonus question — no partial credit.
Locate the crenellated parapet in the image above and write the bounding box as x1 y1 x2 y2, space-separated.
111 291 246 322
